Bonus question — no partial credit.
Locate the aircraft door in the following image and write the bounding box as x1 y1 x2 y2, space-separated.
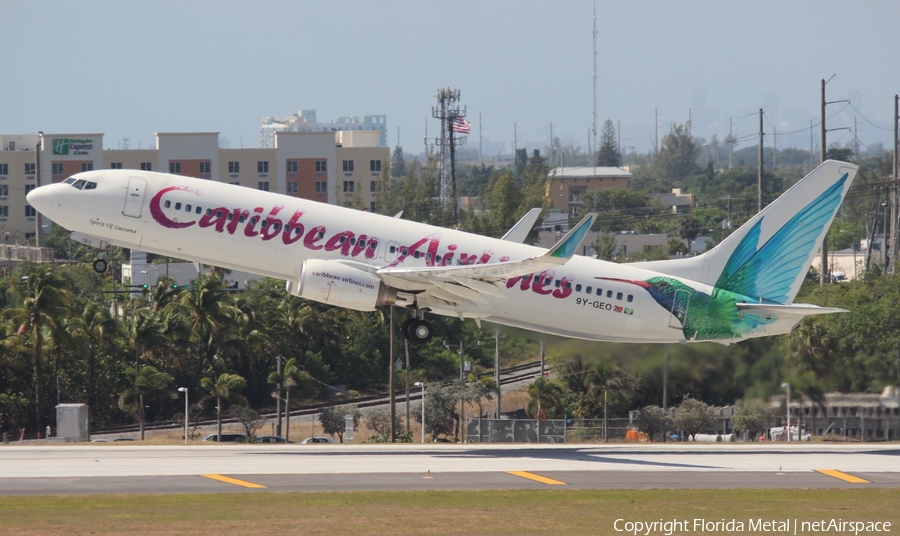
668 289 690 329
122 177 147 218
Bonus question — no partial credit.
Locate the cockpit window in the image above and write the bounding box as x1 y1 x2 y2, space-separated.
63 177 77 184
84 182 97 190
73 180 86 190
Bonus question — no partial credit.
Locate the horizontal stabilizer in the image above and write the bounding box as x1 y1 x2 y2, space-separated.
735 302 848 317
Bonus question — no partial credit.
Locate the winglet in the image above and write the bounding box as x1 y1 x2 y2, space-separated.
545 213 596 260
501 208 542 243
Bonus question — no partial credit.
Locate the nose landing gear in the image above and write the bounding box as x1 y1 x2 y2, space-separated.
401 314 433 344
92 258 108 274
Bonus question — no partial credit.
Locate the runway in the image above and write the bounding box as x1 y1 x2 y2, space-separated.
0 443 897 496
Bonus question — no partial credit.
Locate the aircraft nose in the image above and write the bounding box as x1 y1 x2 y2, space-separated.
26 184 55 218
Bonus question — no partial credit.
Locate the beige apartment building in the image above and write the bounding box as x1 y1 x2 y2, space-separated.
0 130 389 238
547 166 632 218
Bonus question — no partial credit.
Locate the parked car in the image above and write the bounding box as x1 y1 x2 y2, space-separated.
252 436 294 444
201 433 247 443
300 436 337 444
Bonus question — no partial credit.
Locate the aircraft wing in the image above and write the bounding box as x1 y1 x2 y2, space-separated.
500 208 542 243
377 212 595 283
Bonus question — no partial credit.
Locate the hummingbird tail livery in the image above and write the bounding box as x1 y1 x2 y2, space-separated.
26 160 857 345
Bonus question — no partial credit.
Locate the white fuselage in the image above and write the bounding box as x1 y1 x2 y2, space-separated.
29 170 798 344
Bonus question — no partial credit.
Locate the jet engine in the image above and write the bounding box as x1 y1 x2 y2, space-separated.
286 259 397 311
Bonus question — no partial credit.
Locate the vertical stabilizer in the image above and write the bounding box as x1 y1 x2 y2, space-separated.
633 160 857 304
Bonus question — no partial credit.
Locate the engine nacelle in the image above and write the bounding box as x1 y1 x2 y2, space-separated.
286 259 397 311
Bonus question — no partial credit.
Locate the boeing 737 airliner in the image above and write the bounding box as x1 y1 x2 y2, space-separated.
26 160 857 345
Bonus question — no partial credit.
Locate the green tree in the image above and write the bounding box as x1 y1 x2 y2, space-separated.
732 399 775 440
673 396 716 441
390 146 407 178
653 123 700 184
168 274 245 380
638 405 672 442
526 376 567 419
71 301 118 426
3 265 74 433
200 373 247 441
118 365 173 440
226 405 266 440
596 119 622 167
267 357 310 442
319 404 360 443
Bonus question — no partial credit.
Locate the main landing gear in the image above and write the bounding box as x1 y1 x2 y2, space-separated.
92 258 108 274
401 312 433 344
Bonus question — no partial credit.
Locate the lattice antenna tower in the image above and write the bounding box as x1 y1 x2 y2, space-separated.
427 88 467 223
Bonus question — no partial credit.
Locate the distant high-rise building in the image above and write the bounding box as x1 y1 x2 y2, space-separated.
261 109 387 148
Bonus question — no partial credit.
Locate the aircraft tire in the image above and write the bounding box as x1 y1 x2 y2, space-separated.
92 259 108 274
407 319 433 344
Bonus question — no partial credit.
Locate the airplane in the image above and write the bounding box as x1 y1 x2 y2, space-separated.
26 159 857 345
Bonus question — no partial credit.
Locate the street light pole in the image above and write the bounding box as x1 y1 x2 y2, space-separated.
177 387 188 445
415 382 425 443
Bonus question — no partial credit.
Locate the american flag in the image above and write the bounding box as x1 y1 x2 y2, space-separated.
451 116 471 134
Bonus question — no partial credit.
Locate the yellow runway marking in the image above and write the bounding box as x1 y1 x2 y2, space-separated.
507 471 566 485
200 474 267 488
815 469 870 484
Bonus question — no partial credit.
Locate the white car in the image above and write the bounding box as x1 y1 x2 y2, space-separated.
301 436 337 444
769 426 811 441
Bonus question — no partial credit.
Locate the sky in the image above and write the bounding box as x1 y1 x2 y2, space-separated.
2 0 898 157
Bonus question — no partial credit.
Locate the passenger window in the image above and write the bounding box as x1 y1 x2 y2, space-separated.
185 204 192 212
544 277 552 285
389 245 396 254
358 239 366 248
294 227 302 235
369 240 378 250
349 238 356 245
575 284 582 292
607 290 612 298
586 286 592 293
271 221 281 232
239 215 246 223
413 251 420 258
195 206 202 214
401 248 408 256
617 292 623 300
227 213 233 221
338 235 346 244
317 230 325 240
627 295 633 303
596 288 602 296
206 209 212 217
554 280 561 288
261 220 268 227
565 282 572 290
175 203 182 210
164 200 171 208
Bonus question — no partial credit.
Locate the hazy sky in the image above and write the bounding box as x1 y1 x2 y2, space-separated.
3 1 898 156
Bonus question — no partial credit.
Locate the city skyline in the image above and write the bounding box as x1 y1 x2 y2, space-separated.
2 1 898 156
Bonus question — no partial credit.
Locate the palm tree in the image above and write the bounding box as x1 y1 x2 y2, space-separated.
267 358 310 441
168 274 246 379
2 265 74 434
71 301 119 426
118 365 173 440
200 373 247 441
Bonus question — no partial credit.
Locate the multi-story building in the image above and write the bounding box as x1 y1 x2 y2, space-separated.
547 166 632 218
0 130 388 238
261 109 388 148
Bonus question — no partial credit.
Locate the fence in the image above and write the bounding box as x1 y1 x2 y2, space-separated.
465 419 566 443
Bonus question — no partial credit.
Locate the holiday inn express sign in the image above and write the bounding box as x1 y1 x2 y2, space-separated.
52 138 94 156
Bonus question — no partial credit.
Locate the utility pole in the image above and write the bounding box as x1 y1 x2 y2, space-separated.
494 331 501 419
758 109 764 212
820 79 828 284
892 94 899 274
655 108 659 155
389 308 395 442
